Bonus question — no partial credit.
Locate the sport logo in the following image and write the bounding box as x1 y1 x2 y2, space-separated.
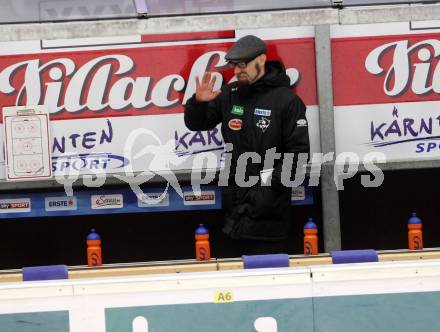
91 194 123 209
45 196 77 211
174 128 223 157
137 193 170 207
228 119 243 131
0 198 31 213
183 191 215 205
291 186 306 201
369 106 440 155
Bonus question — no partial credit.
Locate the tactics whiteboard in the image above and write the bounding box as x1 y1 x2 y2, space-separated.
2 105 52 181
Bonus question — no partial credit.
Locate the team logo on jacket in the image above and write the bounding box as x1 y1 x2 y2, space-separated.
256 117 270 132
228 119 243 130
231 105 244 116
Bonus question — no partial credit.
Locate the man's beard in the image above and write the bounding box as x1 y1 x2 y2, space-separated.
237 78 250 88
237 63 262 88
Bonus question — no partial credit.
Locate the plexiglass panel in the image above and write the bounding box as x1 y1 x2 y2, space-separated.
144 0 331 17
0 0 137 24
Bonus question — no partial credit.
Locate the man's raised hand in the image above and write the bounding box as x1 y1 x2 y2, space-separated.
195 72 221 102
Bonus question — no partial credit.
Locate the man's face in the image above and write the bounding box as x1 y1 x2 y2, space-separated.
230 54 266 86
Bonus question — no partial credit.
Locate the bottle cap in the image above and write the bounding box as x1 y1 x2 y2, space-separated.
304 218 318 230
87 228 101 241
195 224 209 235
408 212 422 225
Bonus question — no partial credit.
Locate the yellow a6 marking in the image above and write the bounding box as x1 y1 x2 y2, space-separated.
214 290 234 303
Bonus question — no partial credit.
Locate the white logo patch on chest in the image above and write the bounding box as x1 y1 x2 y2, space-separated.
254 108 271 116
256 117 271 133
296 119 308 127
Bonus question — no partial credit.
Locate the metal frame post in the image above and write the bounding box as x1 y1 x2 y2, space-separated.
315 24 342 251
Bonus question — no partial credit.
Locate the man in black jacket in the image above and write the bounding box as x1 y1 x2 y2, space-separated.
184 35 310 255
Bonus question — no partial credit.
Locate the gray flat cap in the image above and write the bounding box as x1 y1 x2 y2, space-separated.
225 35 267 61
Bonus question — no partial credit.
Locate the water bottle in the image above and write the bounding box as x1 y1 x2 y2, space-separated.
408 212 423 250
304 218 318 256
87 228 102 266
195 224 211 261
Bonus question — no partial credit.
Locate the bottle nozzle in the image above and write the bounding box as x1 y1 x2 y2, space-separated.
408 213 422 225
195 224 209 235
304 218 317 230
87 228 101 241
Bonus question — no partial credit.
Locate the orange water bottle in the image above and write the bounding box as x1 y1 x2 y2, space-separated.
87 229 102 266
408 212 423 250
304 218 318 256
195 224 211 261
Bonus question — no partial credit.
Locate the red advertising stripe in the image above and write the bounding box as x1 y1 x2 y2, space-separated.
0 36 317 122
141 30 235 43
332 32 440 106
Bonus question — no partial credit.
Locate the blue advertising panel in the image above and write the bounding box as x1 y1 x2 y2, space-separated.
0 185 313 219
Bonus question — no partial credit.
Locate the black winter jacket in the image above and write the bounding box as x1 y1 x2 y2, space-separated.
184 61 310 240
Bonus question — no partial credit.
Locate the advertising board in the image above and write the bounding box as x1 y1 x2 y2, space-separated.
0 27 320 179
332 21 440 163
